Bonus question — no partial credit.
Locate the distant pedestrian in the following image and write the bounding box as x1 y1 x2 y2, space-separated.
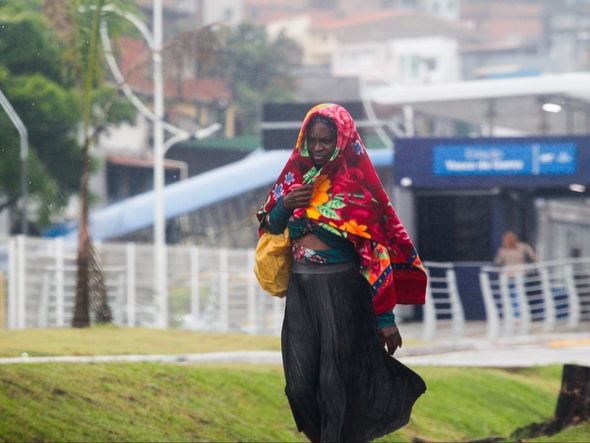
494 230 537 317
494 231 536 269
256 103 427 442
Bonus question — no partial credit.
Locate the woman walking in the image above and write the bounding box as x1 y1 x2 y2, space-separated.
257 103 427 442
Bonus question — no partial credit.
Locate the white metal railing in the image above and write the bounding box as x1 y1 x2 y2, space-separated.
2 236 460 338
422 261 465 341
479 258 590 341
2 236 286 334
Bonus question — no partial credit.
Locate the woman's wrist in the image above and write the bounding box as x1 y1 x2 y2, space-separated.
376 311 396 329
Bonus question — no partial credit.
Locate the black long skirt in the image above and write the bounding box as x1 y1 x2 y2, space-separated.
281 261 426 443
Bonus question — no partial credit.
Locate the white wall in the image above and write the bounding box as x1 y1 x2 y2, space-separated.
420 0 460 21
332 37 460 84
391 37 460 84
332 42 393 78
201 0 243 27
97 114 150 155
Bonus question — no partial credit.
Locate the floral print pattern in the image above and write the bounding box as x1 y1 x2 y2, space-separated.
272 183 284 200
284 171 295 185
353 140 364 155
258 103 427 313
292 243 328 264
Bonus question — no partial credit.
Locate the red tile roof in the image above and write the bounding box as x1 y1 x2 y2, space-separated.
312 9 408 30
180 78 231 102
107 155 182 170
116 37 231 103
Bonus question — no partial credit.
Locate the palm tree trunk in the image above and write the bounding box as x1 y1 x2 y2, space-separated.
72 0 104 327
72 135 91 327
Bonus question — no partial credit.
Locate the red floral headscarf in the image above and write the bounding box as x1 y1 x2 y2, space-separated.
257 103 426 313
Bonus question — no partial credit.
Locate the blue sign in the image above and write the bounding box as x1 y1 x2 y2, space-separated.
433 143 577 176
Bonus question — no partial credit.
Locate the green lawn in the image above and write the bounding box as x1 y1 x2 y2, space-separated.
0 328 587 442
0 362 583 442
0 326 281 357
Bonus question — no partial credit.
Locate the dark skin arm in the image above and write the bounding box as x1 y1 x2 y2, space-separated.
379 325 403 355
282 183 314 210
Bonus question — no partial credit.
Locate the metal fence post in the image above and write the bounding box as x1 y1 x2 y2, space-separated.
539 267 556 332
479 270 500 341
39 273 49 328
190 246 200 327
563 263 580 328
272 296 283 336
7 237 16 329
219 249 229 331
55 237 65 327
126 243 136 327
246 250 257 334
16 235 26 329
422 269 436 341
499 272 515 336
515 271 531 335
446 267 465 339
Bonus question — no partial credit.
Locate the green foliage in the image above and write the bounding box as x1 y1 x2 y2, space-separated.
0 2 81 228
0 8 62 82
0 0 135 230
225 23 300 135
0 359 583 443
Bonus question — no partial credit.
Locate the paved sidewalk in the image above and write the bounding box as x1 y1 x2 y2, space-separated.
399 342 590 367
1 330 588 367
0 351 282 366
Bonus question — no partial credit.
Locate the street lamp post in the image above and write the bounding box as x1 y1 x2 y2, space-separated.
0 88 29 235
98 4 221 329
152 0 167 328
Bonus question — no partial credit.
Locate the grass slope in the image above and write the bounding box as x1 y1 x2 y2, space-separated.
1 363 583 442
0 363 299 443
0 326 281 357
532 424 590 442
0 329 587 442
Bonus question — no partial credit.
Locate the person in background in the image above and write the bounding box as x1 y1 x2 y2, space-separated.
494 231 536 268
256 103 427 442
494 230 537 317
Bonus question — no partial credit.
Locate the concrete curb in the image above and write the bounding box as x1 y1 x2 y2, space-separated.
0 351 283 365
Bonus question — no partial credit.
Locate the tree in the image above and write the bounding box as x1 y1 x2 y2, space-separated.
160 22 300 136
41 0 135 327
0 1 82 229
224 23 300 135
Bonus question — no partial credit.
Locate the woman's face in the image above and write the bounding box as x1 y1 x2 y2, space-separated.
306 120 337 168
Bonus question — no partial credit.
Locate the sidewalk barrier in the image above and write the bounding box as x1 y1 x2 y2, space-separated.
422 262 465 341
479 258 590 341
0 271 5 329
3 235 589 340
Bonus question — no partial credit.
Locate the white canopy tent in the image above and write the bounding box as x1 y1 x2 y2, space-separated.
366 72 590 136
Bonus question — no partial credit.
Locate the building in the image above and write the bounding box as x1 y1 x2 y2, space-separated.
368 73 590 263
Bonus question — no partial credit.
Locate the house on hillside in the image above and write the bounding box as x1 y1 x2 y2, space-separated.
88 1 240 210
266 8 476 82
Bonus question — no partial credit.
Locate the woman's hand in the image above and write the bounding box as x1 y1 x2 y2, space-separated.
283 184 314 210
378 326 402 356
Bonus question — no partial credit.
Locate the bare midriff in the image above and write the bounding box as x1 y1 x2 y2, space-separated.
293 233 331 250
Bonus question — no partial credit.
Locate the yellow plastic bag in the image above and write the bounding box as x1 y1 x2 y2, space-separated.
253 230 291 297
